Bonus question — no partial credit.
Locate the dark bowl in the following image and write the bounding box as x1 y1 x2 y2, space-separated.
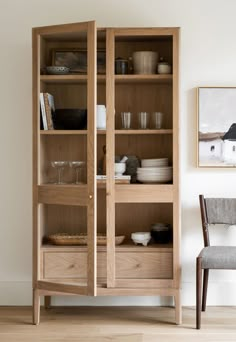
52 109 87 130
151 227 172 244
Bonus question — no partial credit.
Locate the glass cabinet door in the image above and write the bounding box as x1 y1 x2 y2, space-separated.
33 21 97 296
105 28 178 289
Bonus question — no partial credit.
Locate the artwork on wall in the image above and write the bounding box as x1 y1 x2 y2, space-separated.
197 87 236 167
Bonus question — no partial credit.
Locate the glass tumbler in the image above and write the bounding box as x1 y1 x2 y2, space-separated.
138 112 149 129
121 112 132 129
152 112 164 129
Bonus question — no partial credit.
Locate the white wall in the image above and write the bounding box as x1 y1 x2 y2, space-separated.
1 0 236 306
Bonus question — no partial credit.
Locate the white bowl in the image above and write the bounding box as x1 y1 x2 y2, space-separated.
131 232 151 246
132 51 158 74
115 163 126 176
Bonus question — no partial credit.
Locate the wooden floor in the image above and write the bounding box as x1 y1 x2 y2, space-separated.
1 306 236 341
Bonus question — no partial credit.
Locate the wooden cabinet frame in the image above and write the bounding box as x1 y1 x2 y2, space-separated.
32 21 181 325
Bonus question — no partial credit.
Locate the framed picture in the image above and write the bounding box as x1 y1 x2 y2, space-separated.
52 49 106 74
197 87 236 167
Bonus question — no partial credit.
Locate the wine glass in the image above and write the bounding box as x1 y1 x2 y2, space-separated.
51 161 68 184
69 161 85 184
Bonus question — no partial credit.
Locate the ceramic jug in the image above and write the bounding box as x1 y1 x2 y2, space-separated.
97 105 106 129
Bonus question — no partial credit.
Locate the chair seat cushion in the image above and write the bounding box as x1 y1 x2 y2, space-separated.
199 246 236 269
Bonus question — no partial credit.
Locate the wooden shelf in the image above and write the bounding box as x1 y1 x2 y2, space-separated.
40 129 172 135
40 130 87 135
98 129 173 135
115 184 174 203
38 184 88 206
40 74 172 84
115 74 172 84
41 243 173 252
40 75 105 84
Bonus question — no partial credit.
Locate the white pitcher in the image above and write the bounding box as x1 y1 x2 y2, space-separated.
97 105 106 129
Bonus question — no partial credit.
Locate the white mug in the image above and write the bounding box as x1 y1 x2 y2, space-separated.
96 105 106 129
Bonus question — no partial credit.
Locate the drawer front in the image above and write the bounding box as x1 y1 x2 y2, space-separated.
43 252 106 279
116 252 173 279
42 251 172 280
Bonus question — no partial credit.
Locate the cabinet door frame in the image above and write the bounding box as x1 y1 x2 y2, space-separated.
106 29 116 287
105 27 180 289
32 20 97 296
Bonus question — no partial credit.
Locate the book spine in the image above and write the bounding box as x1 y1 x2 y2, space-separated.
43 93 54 130
39 93 48 130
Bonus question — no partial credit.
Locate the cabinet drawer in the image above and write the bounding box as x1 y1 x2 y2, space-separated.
116 252 172 279
42 252 106 279
42 250 172 280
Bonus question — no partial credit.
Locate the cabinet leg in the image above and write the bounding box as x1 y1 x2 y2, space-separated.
33 289 40 325
174 290 182 325
44 296 51 309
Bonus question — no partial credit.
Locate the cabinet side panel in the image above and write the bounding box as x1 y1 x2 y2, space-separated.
172 29 180 289
32 29 40 286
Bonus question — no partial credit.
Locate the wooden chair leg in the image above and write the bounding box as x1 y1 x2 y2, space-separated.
33 288 40 325
202 269 209 312
196 257 202 329
44 296 51 309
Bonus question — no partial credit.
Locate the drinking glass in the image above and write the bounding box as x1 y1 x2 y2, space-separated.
138 112 149 129
152 112 164 129
69 161 85 184
121 112 132 129
51 161 68 184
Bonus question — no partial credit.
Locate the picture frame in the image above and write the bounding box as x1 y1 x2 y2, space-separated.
52 49 106 74
197 87 236 167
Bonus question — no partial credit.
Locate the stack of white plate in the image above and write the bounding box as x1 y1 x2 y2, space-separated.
137 158 172 183
141 158 168 168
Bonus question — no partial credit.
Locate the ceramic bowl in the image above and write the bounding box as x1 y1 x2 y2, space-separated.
131 232 151 246
46 66 70 75
150 223 172 244
157 62 171 74
52 109 87 130
115 163 126 176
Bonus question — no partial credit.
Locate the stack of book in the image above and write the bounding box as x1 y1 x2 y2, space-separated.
40 93 55 130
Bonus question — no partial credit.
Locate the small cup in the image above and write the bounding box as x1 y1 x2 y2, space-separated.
138 112 149 129
115 58 128 74
121 112 132 129
152 112 164 129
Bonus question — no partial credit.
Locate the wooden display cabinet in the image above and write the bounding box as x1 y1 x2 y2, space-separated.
33 21 180 325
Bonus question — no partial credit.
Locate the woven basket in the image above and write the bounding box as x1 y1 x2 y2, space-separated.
47 233 125 246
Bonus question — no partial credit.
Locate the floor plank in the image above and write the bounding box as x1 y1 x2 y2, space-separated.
0 306 236 342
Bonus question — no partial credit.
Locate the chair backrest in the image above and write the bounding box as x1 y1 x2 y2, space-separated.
199 194 236 247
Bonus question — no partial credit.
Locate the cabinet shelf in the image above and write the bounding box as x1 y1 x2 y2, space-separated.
38 184 88 206
115 184 174 203
115 74 172 84
41 243 173 252
40 130 87 135
40 74 172 84
40 75 105 84
40 129 173 135
98 129 173 135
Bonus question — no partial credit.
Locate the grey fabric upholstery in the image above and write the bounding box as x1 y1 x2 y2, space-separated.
205 198 236 225
199 246 236 269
